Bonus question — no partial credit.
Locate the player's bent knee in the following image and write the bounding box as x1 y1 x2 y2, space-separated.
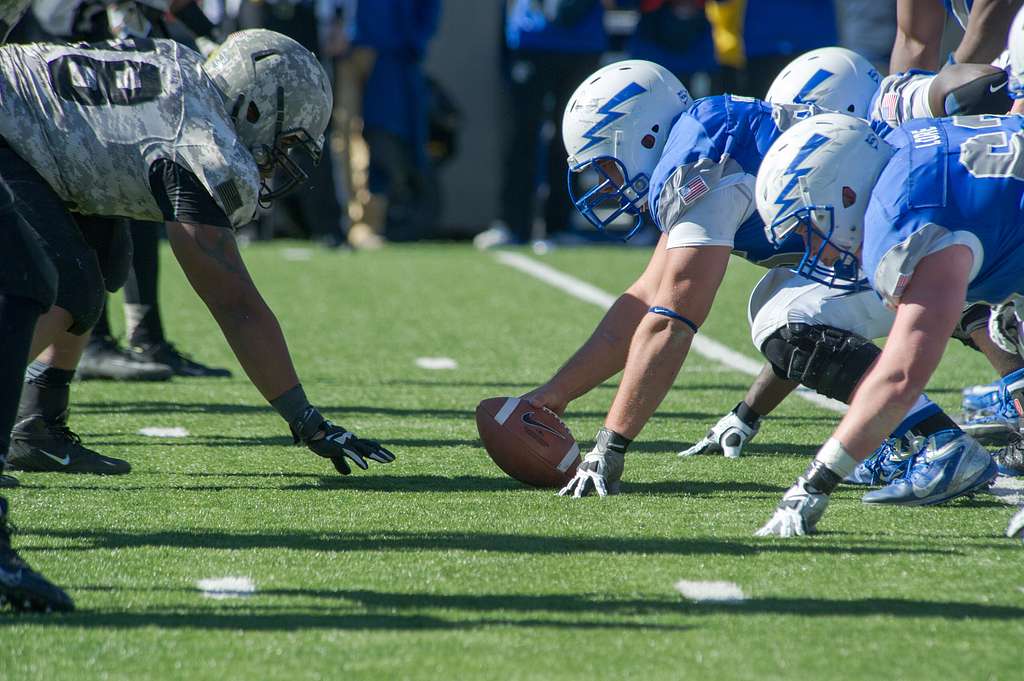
54 256 106 335
760 323 881 403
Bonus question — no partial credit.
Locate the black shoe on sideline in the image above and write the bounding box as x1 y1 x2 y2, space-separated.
8 414 131 475
0 498 74 612
132 341 232 378
79 334 172 382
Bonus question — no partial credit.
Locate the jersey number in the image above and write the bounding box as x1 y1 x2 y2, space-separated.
48 55 161 107
954 115 1024 182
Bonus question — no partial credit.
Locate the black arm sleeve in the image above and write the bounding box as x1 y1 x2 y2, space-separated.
149 159 232 228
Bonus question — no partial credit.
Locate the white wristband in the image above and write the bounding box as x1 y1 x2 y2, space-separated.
815 437 858 479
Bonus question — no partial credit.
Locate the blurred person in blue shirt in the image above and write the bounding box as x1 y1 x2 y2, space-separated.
476 0 610 249
627 1 716 95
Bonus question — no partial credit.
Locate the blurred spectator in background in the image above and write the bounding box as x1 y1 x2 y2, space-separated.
835 0 896 73
338 0 443 246
627 1 716 95
234 0 348 248
474 0 608 250
705 0 837 97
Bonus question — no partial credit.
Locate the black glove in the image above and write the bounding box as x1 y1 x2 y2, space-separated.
289 406 396 475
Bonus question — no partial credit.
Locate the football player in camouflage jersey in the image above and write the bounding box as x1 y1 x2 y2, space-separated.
0 29 395 496
0 0 77 612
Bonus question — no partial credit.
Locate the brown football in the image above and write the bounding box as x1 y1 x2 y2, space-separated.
475 397 580 488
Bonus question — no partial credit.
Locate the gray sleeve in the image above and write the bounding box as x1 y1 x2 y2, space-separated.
872 222 984 306
655 156 744 233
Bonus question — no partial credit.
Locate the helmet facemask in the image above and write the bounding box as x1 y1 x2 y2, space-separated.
568 148 650 240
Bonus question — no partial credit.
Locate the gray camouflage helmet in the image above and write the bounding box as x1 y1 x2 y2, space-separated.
205 29 333 204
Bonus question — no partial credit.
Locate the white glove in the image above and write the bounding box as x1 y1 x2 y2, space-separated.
1008 506 1024 541
558 448 624 498
680 410 760 459
755 479 830 537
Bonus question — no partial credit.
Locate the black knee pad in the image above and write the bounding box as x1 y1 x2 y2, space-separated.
76 215 134 293
53 248 105 336
761 323 881 403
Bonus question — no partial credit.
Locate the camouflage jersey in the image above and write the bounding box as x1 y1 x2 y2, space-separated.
0 38 260 228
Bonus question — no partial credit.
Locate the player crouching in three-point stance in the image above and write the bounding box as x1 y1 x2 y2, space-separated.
521 52 883 497
752 112 1016 537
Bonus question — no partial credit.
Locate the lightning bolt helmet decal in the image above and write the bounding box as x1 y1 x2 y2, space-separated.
576 81 648 154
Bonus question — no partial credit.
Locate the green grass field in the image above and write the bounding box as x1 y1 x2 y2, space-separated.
2 242 1021 681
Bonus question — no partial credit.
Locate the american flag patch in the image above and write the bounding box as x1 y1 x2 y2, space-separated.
680 175 710 205
892 272 911 298
880 91 900 122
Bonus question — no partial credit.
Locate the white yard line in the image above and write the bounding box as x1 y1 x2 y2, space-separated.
197 576 256 599
674 580 746 602
494 252 846 414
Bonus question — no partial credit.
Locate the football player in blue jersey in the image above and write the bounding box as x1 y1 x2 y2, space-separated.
751 111 1024 536
519 52 883 497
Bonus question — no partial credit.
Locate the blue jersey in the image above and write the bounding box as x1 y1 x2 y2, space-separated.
863 115 1024 307
647 95 807 267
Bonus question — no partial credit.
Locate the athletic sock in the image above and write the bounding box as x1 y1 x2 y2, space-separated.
890 394 943 439
0 295 43 463
19 361 75 423
733 401 760 427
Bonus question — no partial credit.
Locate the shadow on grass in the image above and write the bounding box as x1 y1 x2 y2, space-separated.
6 586 1022 631
21 528 959 557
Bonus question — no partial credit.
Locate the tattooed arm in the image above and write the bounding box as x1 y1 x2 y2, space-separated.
166 221 299 401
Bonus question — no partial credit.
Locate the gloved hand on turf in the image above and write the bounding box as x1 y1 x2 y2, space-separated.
290 406 396 475
755 478 830 538
680 406 760 459
558 427 629 498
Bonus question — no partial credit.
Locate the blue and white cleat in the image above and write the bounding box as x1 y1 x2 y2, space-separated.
992 438 1024 476
844 438 912 486
961 368 1024 445
961 380 1000 419
861 430 998 506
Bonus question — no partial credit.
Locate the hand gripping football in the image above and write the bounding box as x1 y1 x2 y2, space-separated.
475 397 580 488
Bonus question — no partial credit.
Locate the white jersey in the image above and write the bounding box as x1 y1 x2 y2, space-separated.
0 38 259 227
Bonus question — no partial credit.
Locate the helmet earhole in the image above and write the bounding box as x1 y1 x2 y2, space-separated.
247 101 260 123
842 186 856 207
641 134 656 149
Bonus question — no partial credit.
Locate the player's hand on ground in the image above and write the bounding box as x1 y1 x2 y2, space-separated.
755 479 830 538
679 410 759 459
290 406 396 475
520 385 568 417
558 448 623 498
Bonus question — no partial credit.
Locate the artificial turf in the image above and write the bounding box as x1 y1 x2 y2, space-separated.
1 242 1020 681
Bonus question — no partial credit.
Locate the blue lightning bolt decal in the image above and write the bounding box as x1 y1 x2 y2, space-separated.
792 68 834 104
772 132 830 218
577 82 647 154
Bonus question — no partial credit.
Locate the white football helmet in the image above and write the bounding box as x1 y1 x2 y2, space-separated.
765 47 881 116
1008 5 1024 98
562 60 692 238
755 113 894 289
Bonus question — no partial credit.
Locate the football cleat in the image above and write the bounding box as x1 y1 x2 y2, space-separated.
0 475 18 489
960 367 1024 444
1007 507 1024 541
861 430 997 506
78 334 172 382
992 438 1024 476
131 341 232 378
0 497 74 613
961 379 1000 420
844 437 913 486
8 414 131 475
679 409 760 459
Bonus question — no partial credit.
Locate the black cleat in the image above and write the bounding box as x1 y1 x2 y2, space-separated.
131 341 232 378
993 437 1024 477
0 498 74 613
0 475 18 488
78 334 172 382
8 414 131 475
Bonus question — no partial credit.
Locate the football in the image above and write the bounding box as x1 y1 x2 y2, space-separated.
475 396 580 488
